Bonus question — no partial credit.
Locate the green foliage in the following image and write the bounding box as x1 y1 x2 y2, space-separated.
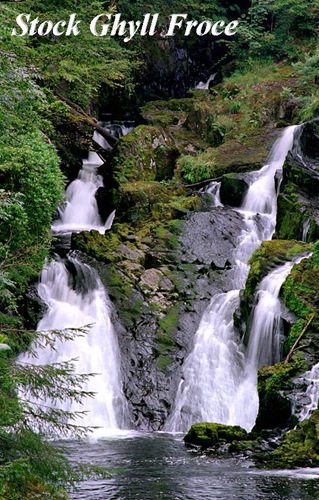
178 153 215 183
223 0 318 61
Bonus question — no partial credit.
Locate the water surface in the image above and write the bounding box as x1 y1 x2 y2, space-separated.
64 433 319 500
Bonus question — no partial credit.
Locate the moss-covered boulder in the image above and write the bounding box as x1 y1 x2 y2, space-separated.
220 173 249 207
237 240 312 336
140 98 192 127
266 410 319 469
184 422 248 448
275 147 319 243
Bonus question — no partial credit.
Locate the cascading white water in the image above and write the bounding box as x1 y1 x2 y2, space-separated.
19 254 129 431
246 262 297 368
205 181 222 207
232 255 310 430
302 218 310 243
166 126 299 432
52 131 109 234
21 122 135 434
195 74 216 90
292 363 319 422
52 123 132 234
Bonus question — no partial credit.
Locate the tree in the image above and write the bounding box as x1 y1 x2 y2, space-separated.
0 326 107 500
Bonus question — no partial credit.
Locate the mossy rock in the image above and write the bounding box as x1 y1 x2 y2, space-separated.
266 410 319 469
220 173 249 207
283 154 319 198
254 358 308 431
282 245 319 354
240 240 312 330
275 193 305 241
140 99 191 127
71 230 122 263
111 125 176 183
184 422 248 448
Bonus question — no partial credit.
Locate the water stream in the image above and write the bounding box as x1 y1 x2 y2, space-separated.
20 123 132 433
166 126 300 432
19 121 319 497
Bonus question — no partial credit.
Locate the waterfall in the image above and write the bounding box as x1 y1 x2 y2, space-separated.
205 181 222 207
19 255 129 431
166 126 299 432
20 122 134 434
52 123 132 235
195 74 216 90
233 255 310 429
246 261 301 369
302 218 310 242
292 363 319 422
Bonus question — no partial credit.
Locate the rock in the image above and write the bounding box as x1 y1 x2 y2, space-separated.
184 422 248 448
220 173 249 207
179 209 246 271
275 122 319 242
266 410 319 469
239 240 312 337
299 120 319 161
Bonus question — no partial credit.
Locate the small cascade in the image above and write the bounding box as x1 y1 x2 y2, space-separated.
166 126 299 432
205 181 222 207
292 363 319 422
233 255 311 429
195 73 216 90
245 261 300 369
102 121 134 140
52 123 132 235
19 254 129 431
302 218 310 242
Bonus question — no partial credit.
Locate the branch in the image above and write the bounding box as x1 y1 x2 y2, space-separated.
55 93 118 147
284 314 315 364
183 176 223 189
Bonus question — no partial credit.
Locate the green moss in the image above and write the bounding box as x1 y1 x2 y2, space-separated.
265 410 319 469
184 422 248 448
276 194 304 241
71 230 122 263
239 240 312 329
255 358 309 431
155 305 181 370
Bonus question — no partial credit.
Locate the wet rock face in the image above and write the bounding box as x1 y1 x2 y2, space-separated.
179 209 246 271
139 36 217 100
275 121 319 242
299 120 319 161
72 206 246 430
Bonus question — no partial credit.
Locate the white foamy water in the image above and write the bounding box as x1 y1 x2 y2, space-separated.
195 74 216 90
53 124 132 235
205 181 222 207
166 126 299 432
19 255 129 432
292 362 319 422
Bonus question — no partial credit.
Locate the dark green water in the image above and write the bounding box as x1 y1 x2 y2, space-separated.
63 432 319 500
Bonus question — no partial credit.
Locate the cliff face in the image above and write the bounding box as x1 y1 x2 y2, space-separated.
68 62 319 431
